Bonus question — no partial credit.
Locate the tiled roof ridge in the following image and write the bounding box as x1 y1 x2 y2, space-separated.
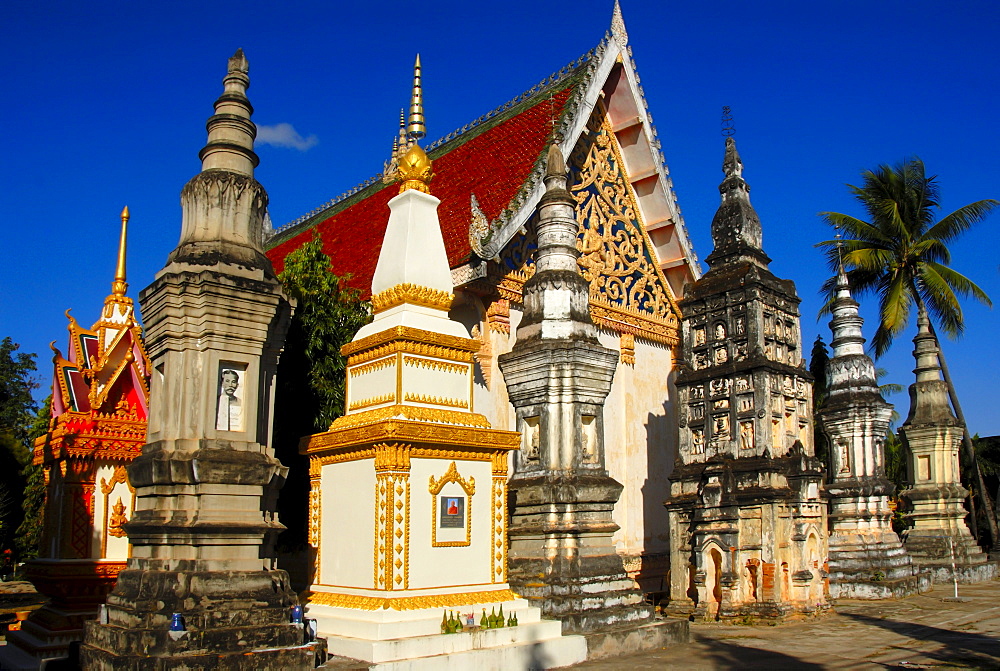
265 39 608 244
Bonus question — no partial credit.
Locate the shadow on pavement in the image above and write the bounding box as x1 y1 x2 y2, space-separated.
841 612 1000 668
690 632 826 670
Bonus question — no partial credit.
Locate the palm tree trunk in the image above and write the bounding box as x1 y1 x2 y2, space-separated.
929 324 1000 548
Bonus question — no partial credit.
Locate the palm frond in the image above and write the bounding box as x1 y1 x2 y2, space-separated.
918 264 964 338
925 199 1000 243
923 261 992 307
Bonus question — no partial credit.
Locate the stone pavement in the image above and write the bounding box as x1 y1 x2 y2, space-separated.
570 579 1000 670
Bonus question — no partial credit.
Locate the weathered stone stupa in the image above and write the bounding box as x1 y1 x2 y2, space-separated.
665 137 828 619
898 311 997 583
497 144 653 633
816 268 926 598
80 50 325 668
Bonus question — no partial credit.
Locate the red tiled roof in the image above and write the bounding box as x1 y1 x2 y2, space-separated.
266 86 575 298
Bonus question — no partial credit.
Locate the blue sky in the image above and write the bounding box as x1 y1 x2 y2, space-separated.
2 1 998 435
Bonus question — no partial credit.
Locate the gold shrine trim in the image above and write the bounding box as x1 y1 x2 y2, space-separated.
306 588 517 611
371 283 454 313
342 326 480 358
304 414 520 456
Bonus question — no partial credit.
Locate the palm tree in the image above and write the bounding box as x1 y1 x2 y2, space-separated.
816 157 999 545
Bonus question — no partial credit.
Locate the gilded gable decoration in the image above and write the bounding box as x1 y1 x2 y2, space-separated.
490 110 681 349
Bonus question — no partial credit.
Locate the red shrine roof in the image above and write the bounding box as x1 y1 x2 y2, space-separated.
265 73 580 298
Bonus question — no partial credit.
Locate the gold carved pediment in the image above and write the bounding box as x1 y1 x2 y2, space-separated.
490 107 680 348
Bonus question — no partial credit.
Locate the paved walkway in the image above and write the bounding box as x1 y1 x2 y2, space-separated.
571 580 1000 670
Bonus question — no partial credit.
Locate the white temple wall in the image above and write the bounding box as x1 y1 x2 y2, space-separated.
321 459 376 588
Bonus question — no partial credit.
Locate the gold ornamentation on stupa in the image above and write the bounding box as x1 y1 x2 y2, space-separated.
398 144 434 194
111 206 129 296
384 55 434 194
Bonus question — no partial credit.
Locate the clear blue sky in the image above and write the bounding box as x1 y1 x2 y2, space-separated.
3 1 998 435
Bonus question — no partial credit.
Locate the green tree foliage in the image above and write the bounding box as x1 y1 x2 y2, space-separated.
16 396 51 561
0 337 38 559
272 233 370 555
817 158 999 545
809 336 830 466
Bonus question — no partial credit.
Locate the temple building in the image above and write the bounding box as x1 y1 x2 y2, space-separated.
266 1 698 597
664 136 828 619
816 268 925 599
0 209 150 670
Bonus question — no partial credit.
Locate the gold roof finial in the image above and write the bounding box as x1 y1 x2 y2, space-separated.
112 206 129 296
398 144 433 194
407 54 426 141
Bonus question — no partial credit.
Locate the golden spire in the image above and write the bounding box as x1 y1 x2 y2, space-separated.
395 57 432 194
407 54 426 140
112 206 129 296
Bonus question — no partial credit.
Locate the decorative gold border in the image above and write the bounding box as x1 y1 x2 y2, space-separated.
342 326 479 358
429 462 476 547
349 357 396 377
307 588 517 611
403 393 469 409
348 340 475 367
371 283 455 313
306 415 520 454
402 356 469 375
348 393 396 412
309 473 322 584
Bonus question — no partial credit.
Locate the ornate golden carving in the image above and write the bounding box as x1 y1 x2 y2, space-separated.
343 326 480 357
485 298 511 334
397 143 434 194
348 393 396 412
325 405 492 433
403 393 468 409
307 588 517 611
619 332 636 366
429 461 475 547
99 464 135 557
107 498 128 537
374 443 412 473
371 283 454 313
490 109 682 349
491 475 507 582
349 357 396 377
402 357 469 375
429 461 476 496
308 415 520 454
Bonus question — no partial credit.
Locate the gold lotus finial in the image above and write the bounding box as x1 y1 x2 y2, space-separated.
398 143 433 194
112 206 129 296
407 54 425 140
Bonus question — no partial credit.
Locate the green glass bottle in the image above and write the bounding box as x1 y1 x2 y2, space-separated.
441 610 448 634
497 604 505 628
480 609 489 628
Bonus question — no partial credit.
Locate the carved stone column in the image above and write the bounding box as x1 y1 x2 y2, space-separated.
499 145 650 633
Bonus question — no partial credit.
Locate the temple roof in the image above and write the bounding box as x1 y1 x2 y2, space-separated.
265 8 700 301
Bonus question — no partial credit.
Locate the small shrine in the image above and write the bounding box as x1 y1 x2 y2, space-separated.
301 62 587 669
0 208 149 670
665 136 829 619
898 311 997 583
